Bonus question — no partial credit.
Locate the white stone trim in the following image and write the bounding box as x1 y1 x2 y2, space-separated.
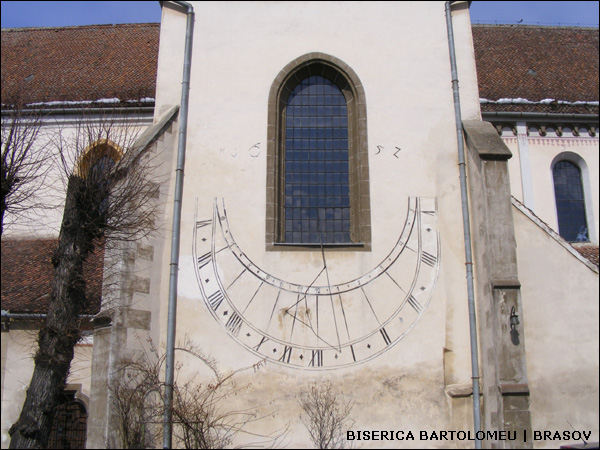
516 122 535 210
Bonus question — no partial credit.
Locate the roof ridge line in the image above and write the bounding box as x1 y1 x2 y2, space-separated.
511 197 599 274
1 23 160 32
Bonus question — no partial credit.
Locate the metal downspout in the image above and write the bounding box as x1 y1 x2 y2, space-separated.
445 2 482 448
163 1 194 448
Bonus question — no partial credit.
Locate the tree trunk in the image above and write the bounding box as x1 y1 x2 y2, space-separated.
9 176 94 449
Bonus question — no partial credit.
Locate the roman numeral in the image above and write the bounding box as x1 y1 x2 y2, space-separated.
279 346 293 364
253 336 268 352
197 252 211 269
309 350 323 367
225 312 243 337
380 328 392 346
408 295 423 313
196 219 211 228
207 291 224 311
350 345 356 362
421 251 437 268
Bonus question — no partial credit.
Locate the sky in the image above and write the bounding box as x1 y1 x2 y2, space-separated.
1 1 599 29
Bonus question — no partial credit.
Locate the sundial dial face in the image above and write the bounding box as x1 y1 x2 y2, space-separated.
193 197 440 370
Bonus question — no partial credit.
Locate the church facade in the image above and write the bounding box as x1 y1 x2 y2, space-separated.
2 2 598 449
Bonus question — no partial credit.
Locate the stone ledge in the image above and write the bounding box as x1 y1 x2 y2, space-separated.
446 384 474 398
500 383 530 395
463 120 513 161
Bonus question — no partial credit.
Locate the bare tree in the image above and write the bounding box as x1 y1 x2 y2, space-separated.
298 381 355 449
8 108 161 449
1 100 51 235
110 335 287 449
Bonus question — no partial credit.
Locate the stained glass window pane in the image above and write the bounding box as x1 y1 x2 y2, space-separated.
284 75 350 244
553 160 588 242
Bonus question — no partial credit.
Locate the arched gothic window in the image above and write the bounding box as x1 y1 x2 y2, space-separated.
266 53 371 249
553 160 588 242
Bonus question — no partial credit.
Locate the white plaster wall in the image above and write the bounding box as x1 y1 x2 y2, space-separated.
1 122 63 239
152 1 480 446
513 206 599 448
0 329 93 449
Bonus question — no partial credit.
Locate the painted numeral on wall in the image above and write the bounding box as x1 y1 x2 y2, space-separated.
196 219 212 229
253 336 268 352
225 312 243 337
279 345 293 364
380 327 392 346
408 295 423 313
197 252 212 270
421 251 437 268
309 350 323 367
207 291 224 311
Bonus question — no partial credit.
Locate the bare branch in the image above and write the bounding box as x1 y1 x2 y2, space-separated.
1 99 52 235
298 381 356 449
110 335 288 449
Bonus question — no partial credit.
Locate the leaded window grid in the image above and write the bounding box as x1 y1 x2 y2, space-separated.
283 75 351 244
265 53 371 251
553 160 589 242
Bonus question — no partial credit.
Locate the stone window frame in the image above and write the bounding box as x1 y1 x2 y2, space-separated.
266 53 371 251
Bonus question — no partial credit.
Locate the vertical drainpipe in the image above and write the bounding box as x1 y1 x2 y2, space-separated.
444 2 482 448
163 1 194 448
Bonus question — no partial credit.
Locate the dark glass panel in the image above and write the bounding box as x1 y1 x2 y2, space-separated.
553 160 588 242
284 75 351 243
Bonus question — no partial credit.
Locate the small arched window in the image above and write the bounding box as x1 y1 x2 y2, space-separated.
75 140 122 218
553 160 588 242
47 391 88 449
266 53 371 249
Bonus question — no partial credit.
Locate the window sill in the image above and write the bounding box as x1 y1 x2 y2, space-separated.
267 242 368 252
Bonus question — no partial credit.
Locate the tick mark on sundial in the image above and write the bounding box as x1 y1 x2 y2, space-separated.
205 279 210 283
202 237 207 242
367 344 371 349
246 333 251 337
273 348 277 353
223 310 228 316
421 286 426 291
299 354 304 360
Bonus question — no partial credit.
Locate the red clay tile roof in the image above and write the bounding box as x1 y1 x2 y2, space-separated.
472 25 599 115
573 244 600 267
1 239 103 314
2 22 597 116
1 23 159 107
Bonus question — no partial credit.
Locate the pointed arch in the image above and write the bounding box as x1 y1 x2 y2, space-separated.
266 53 371 249
75 139 122 178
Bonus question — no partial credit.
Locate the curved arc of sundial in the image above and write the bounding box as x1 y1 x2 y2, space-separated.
215 198 417 295
193 197 440 369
